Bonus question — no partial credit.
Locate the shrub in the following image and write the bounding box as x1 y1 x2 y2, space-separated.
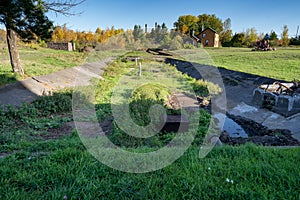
129 84 170 126
192 79 222 97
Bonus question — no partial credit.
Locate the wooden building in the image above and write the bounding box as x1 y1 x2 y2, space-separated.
197 28 219 47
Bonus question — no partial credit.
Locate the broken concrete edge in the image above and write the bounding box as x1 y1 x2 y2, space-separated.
227 103 300 143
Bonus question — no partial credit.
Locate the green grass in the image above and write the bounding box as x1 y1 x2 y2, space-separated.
175 47 300 81
1 140 299 199
0 50 299 199
0 46 87 86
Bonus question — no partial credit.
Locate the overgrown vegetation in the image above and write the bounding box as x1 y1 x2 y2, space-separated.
0 91 72 153
92 51 212 148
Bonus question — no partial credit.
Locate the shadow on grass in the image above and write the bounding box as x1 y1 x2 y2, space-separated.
0 73 18 87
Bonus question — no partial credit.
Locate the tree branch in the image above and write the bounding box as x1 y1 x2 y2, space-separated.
43 0 86 16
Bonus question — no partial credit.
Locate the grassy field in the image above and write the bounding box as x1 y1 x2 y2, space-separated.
176 47 300 81
0 50 299 199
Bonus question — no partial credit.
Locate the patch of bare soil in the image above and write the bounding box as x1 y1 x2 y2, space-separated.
34 118 114 141
220 130 300 146
74 120 113 138
40 121 75 140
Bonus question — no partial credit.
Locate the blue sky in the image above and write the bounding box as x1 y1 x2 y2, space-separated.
49 0 299 37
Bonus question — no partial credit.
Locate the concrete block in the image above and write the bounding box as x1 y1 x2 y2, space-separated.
252 89 264 106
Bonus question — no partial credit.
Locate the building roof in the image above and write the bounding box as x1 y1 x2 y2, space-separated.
199 27 218 34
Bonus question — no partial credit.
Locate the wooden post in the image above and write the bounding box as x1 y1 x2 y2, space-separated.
135 57 138 66
139 62 142 77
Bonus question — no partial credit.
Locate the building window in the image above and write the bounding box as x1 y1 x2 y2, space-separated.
203 33 206 38
205 40 209 45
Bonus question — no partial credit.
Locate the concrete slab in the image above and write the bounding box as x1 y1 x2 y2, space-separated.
0 58 113 107
173 92 199 112
0 81 38 106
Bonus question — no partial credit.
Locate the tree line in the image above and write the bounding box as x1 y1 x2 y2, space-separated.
51 24 124 49
174 14 295 47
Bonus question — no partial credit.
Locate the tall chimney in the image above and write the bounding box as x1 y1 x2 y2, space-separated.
145 24 148 34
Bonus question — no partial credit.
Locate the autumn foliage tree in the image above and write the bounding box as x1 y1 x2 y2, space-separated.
174 15 198 35
244 28 258 47
281 25 290 46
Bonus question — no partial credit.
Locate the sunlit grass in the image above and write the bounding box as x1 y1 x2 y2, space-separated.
175 47 300 81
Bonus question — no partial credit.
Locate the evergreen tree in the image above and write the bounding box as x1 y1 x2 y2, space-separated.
270 31 278 41
133 25 144 41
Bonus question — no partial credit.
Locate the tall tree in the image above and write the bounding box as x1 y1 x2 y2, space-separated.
281 25 290 46
270 30 278 41
0 0 84 75
244 28 258 47
220 18 232 47
174 15 199 35
197 14 223 33
133 25 144 41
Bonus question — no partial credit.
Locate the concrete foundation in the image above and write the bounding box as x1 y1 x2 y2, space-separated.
253 87 300 117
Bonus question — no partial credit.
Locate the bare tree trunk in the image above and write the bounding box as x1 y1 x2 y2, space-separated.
6 28 24 75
